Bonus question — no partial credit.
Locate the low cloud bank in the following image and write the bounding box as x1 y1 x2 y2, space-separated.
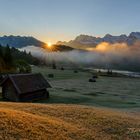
20 41 140 71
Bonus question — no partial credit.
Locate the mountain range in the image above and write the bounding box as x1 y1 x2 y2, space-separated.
0 35 46 48
57 32 140 49
0 32 140 49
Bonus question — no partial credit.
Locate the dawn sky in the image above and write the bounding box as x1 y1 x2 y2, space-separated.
0 0 140 43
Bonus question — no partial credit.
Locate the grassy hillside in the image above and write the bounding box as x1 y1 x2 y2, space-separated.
0 102 140 140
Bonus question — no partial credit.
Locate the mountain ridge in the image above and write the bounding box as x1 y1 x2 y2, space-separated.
57 32 140 49
0 35 46 48
0 32 140 49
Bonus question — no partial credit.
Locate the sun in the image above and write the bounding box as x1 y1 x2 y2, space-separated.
43 42 53 50
47 42 52 48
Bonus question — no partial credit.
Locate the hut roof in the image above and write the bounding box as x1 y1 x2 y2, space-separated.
0 73 51 94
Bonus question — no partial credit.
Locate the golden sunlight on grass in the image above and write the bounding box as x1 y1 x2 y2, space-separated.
0 102 140 140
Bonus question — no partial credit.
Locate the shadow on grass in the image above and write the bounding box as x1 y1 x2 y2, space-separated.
35 95 92 104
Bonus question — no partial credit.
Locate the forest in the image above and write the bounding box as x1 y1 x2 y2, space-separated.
0 44 39 73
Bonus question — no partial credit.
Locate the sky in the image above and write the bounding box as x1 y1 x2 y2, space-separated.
0 0 140 43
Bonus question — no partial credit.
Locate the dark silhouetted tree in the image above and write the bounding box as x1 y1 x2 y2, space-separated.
52 61 56 69
0 45 3 58
4 45 13 68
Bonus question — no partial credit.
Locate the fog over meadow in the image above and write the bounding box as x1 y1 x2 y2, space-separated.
20 41 140 71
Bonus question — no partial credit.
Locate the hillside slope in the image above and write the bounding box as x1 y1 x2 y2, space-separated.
0 102 140 140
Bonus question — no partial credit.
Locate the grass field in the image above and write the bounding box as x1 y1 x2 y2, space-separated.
32 66 140 111
0 102 140 140
0 66 140 140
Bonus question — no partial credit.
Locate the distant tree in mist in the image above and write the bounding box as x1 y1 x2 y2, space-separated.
52 61 56 69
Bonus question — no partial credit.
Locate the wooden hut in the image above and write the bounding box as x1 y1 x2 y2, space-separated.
0 73 51 102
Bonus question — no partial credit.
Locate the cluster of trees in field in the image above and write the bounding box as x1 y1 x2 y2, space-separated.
0 44 39 73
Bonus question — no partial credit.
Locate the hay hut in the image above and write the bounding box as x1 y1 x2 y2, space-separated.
0 73 51 102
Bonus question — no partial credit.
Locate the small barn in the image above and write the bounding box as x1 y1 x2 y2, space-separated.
0 73 51 102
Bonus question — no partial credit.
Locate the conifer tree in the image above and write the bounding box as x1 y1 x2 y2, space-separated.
4 44 13 68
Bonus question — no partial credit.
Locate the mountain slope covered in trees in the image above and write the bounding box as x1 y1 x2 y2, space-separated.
0 45 39 73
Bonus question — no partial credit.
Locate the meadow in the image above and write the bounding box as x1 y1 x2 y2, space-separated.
0 66 140 140
0 102 140 140
32 66 140 111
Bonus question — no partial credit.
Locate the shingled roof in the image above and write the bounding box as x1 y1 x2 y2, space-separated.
0 73 51 94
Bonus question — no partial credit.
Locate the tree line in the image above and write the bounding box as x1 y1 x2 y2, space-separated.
0 44 39 73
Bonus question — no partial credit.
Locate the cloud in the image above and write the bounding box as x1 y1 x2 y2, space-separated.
19 42 140 71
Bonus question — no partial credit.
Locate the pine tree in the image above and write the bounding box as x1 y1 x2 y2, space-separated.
52 61 56 69
0 45 5 71
4 44 13 68
0 45 3 58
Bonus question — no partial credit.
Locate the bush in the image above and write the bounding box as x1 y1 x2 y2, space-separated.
15 60 31 73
